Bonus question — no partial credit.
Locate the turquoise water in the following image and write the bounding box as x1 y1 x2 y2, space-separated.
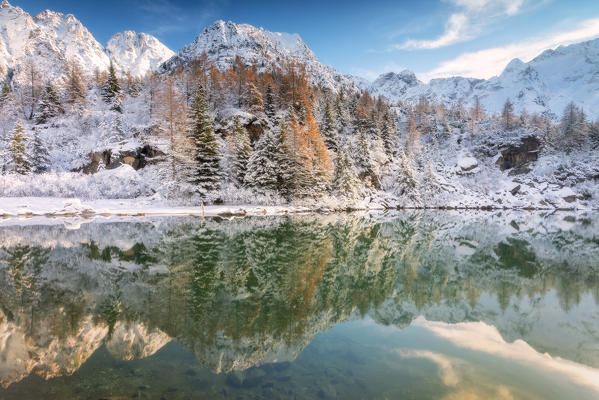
0 211 598 399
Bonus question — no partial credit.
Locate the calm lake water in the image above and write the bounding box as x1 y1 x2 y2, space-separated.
0 211 598 399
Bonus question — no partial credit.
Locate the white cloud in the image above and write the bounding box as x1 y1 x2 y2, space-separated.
420 17 599 80
396 0 527 50
396 349 462 386
413 317 599 393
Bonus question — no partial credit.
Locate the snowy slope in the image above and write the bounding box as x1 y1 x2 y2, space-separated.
160 20 358 92
106 31 174 78
0 1 172 83
363 38 599 119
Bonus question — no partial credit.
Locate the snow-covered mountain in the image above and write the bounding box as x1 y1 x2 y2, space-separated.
362 38 599 119
106 31 174 78
160 20 358 92
0 1 171 83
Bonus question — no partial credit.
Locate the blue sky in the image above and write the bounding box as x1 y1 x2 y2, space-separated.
15 0 599 81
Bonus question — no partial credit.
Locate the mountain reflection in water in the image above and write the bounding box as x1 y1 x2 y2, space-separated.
0 211 598 399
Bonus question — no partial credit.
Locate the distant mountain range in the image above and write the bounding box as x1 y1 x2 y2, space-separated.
1 0 598 118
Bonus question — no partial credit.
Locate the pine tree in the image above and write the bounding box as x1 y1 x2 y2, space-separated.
231 115 253 185
31 129 50 173
243 81 264 114
65 62 87 105
102 61 122 112
36 85 64 124
394 150 419 202
188 85 221 195
264 84 276 120
502 98 514 130
321 97 339 152
352 127 373 174
8 120 31 175
331 149 360 198
0 81 10 104
246 124 284 193
380 111 396 159
406 114 421 154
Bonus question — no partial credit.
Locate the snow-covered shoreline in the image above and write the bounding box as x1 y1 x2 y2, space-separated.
0 196 595 224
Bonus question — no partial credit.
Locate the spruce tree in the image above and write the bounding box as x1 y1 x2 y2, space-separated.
321 97 339 152
246 125 282 192
331 149 360 198
8 120 31 175
0 81 10 104
36 85 64 124
264 84 276 120
231 115 252 185
352 127 373 174
31 129 50 173
502 98 514 130
188 85 221 194
102 61 122 112
65 62 87 105
380 111 396 158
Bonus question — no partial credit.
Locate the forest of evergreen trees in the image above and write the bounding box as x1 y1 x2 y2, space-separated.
0 54 598 204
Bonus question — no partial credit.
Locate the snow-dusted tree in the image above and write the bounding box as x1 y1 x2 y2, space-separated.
243 81 264 114
23 59 40 120
246 124 283 192
394 150 419 203
560 102 588 146
188 85 221 194
31 129 50 173
264 84 276 120
501 98 514 130
102 61 123 112
36 85 64 124
352 127 373 175
231 115 253 185
0 81 10 105
320 97 339 152
125 72 141 97
144 71 160 122
380 111 396 159
331 149 360 198
470 96 484 121
65 62 87 106
158 76 193 193
406 114 421 154
8 120 31 175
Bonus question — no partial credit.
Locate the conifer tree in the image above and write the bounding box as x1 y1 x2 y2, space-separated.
8 120 31 175
31 129 50 173
394 150 419 202
0 81 10 104
380 111 396 158
231 115 253 185
352 127 373 174
331 149 360 198
102 61 122 112
36 85 64 124
264 84 276 120
502 98 514 130
321 97 339 152
188 85 221 194
246 124 284 192
65 62 87 105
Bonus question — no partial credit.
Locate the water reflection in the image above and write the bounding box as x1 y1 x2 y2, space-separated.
0 211 598 399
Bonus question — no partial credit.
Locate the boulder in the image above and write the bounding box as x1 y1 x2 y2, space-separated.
496 136 541 171
78 145 164 174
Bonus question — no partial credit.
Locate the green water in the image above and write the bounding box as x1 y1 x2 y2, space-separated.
0 211 598 399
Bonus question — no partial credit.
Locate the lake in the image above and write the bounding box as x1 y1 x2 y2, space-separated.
0 211 598 399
